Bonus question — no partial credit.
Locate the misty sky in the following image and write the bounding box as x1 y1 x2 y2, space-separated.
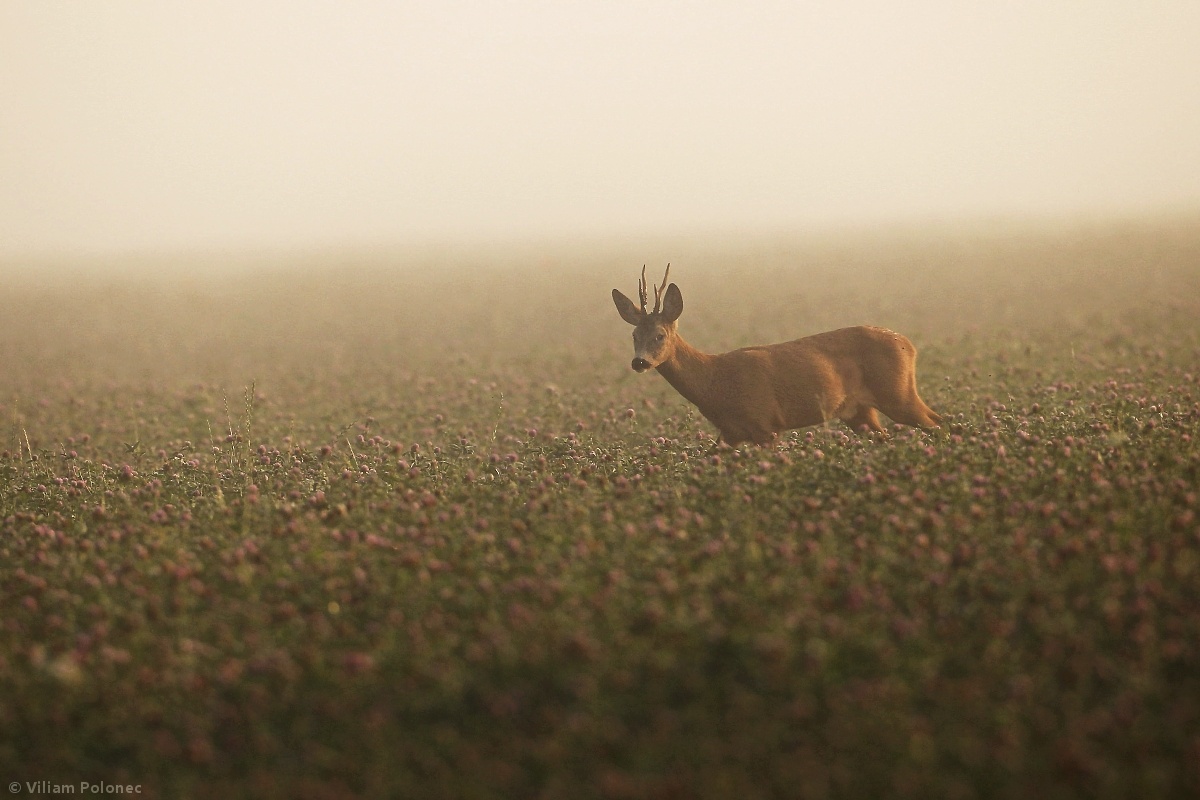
2 2 1199 260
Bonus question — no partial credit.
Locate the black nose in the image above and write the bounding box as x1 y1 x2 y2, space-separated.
631 358 651 372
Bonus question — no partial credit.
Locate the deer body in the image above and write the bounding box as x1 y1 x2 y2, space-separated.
613 267 942 446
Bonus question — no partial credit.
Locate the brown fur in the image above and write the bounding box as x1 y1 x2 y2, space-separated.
613 277 942 446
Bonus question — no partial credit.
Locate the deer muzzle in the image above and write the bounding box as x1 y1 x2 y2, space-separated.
631 358 652 373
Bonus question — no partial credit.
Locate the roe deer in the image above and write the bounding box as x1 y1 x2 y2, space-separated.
612 265 943 446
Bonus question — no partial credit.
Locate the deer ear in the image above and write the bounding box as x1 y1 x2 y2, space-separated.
660 284 683 322
612 289 644 325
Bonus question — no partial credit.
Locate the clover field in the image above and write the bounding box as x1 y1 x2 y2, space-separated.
2 222 1199 799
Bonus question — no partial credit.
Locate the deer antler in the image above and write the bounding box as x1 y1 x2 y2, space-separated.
637 264 649 314
652 263 671 314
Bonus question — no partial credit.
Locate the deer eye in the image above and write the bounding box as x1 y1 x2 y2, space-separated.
655 333 665 343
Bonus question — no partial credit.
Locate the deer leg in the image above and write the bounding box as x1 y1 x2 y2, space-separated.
877 400 942 428
874 375 943 429
845 407 885 434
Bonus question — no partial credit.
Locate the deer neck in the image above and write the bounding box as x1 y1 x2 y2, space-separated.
656 334 716 409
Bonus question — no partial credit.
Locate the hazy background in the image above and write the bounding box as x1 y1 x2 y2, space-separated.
3 1 1199 265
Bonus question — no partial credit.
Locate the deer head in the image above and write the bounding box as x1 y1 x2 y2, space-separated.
612 264 683 372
